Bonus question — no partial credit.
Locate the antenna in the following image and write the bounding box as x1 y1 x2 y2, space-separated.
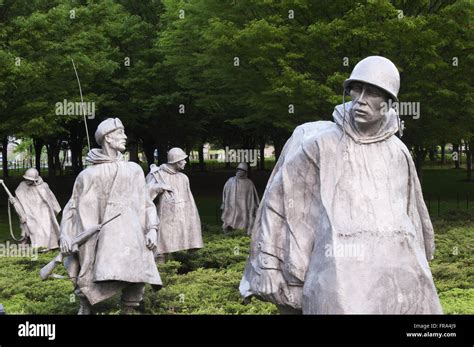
71 58 91 152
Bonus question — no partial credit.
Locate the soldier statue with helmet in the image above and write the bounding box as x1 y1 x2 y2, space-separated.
240 56 443 314
5 168 61 250
221 162 260 234
146 147 203 261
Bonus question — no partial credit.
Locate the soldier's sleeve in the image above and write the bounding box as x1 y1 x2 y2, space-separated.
241 124 322 309
45 184 62 215
60 173 84 241
143 173 159 232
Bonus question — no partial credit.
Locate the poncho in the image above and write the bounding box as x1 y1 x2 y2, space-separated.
14 177 60 250
240 102 443 314
221 175 259 234
146 164 203 254
60 149 162 305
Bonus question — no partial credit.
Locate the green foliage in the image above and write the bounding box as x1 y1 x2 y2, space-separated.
171 225 250 273
0 226 277 314
0 220 471 314
0 251 77 314
438 288 474 314
144 267 277 315
430 222 473 295
2 0 471 162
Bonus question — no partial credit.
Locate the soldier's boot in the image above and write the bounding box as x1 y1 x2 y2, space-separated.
78 297 92 315
156 254 167 264
121 283 145 315
121 302 140 315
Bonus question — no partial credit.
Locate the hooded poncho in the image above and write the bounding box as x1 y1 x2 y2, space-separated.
13 177 60 250
240 102 443 314
146 163 203 254
60 148 162 305
221 174 259 234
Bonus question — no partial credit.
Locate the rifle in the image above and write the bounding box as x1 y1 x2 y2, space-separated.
39 213 121 280
0 179 15 200
0 179 27 241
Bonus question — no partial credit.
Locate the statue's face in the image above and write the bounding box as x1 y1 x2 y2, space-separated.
176 159 186 170
236 169 247 178
349 82 388 127
105 128 127 152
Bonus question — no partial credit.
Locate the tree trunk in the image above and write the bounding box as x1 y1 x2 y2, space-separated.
46 141 57 180
273 137 284 161
142 139 156 170
157 143 167 165
70 141 80 175
428 147 436 162
70 139 84 175
54 143 62 175
413 145 425 185
29 144 34 167
33 138 44 175
223 141 230 169
453 144 460 169
128 140 139 163
466 141 472 182
259 139 265 170
1 137 8 178
68 122 85 175
60 148 67 174
198 143 205 172
440 143 446 165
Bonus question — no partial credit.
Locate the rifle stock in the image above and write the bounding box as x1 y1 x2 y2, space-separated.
39 213 121 280
39 253 63 280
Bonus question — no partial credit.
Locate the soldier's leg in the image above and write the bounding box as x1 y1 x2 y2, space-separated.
121 282 145 314
155 253 168 264
75 289 92 315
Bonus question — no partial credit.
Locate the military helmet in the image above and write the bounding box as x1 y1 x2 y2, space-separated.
237 162 248 172
343 56 400 101
167 147 188 164
23 168 39 182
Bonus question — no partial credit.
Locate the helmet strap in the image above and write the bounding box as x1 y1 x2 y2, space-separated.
342 90 350 158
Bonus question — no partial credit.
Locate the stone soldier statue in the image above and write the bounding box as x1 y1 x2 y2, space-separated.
221 163 260 234
146 147 203 257
59 118 162 314
240 56 443 314
9 168 60 250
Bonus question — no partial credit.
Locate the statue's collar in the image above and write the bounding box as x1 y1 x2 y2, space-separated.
333 102 399 144
85 148 124 164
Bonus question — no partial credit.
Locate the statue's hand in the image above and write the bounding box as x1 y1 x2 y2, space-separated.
60 235 72 255
146 229 157 250
259 269 288 304
157 184 173 192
